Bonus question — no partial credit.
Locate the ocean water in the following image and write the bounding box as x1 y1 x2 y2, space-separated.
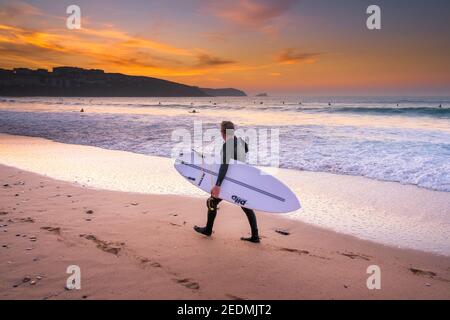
1 96 449 192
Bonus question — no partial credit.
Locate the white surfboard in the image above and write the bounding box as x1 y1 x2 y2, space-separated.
174 150 301 213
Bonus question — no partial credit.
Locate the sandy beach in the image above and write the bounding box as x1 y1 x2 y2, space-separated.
1 145 449 299
1 0 450 303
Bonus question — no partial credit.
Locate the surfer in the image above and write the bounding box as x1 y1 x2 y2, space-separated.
194 121 260 243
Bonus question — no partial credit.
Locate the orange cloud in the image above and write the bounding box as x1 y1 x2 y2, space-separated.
0 0 242 77
275 48 321 64
0 21 240 78
195 53 235 67
0 0 296 87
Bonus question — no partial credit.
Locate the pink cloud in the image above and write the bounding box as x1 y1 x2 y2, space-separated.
208 0 297 28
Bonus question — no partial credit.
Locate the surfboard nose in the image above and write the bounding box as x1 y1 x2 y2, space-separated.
292 196 301 211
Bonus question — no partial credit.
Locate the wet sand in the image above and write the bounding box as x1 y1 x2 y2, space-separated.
0 164 449 299
1 133 449 255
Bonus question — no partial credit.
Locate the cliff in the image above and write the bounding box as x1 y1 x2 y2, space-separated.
0 67 245 97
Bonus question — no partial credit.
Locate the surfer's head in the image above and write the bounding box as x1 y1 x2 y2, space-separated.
221 121 235 140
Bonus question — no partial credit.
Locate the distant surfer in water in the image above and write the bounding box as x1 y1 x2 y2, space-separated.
194 121 260 243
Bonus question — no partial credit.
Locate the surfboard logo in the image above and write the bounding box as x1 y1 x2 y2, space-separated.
198 172 205 186
231 195 247 206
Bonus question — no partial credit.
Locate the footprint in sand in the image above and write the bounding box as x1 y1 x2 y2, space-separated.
40 226 61 235
175 278 200 290
275 229 290 236
169 222 182 227
279 247 330 260
138 257 162 268
80 234 123 255
408 268 450 283
339 252 371 261
408 267 437 278
280 247 309 255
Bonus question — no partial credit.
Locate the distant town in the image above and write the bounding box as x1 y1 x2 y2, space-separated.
0 67 247 97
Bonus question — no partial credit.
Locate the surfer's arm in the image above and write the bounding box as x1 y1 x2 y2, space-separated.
212 163 227 197
216 143 230 187
216 163 228 187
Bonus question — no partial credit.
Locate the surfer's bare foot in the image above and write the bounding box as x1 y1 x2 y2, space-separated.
194 225 212 236
240 236 260 243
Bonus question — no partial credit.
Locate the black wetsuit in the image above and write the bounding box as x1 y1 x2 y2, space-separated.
216 136 248 187
196 136 259 241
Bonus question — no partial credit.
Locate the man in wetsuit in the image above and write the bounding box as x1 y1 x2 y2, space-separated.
194 121 260 243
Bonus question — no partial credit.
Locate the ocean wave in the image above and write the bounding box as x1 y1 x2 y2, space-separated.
315 106 450 117
132 103 246 110
2 97 449 118
0 109 449 192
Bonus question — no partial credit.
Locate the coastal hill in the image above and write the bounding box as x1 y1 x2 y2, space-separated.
200 87 246 97
0 67 247 97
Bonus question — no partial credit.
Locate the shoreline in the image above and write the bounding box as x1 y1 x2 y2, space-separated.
1 161 449 260
1 133 449 256
0 164 449 299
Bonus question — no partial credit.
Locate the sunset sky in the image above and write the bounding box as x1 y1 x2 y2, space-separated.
0 0 449 95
